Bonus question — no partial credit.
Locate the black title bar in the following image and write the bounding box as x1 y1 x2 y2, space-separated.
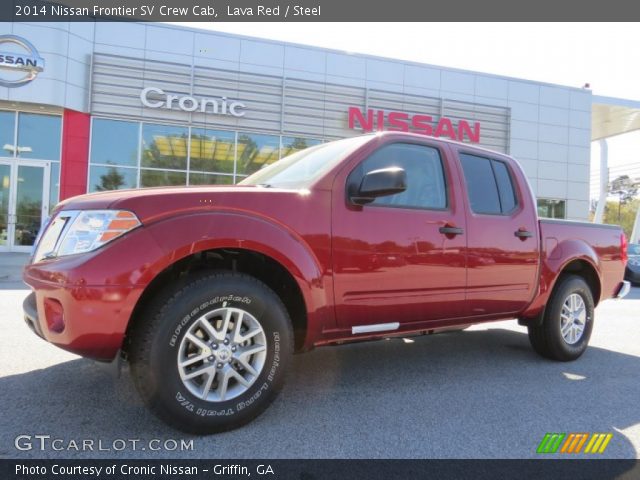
2 0 640 21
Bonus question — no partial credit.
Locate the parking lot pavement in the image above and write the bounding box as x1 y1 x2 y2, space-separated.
0 253 29 290
1 286 638 460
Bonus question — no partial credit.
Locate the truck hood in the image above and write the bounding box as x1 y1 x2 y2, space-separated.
56 185 307 223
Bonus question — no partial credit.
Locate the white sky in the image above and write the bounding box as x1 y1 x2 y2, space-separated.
173 22 640 199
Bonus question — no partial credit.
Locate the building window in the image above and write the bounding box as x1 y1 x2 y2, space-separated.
90 118 139 167
88 117 325 192
0 110 62 208
281 137 322 158
236 133 280 177
16 113 62 160
537 199 566 219
49 162 60 210
0 110 15 156
89 165 138 192
189 172 234 185
140 169 187 188
141 124 189 171
189 129 235 174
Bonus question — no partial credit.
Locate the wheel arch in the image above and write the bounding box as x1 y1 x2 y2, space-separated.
520 242 602 327
558 259 601 307
121 211 330 355
124 247 312 355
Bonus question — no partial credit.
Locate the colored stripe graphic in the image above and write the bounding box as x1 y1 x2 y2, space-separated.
560 434 575 453
560 433 589 453
574 433 589 453
538 433 613 454
584 433 613 454
537 433 565 453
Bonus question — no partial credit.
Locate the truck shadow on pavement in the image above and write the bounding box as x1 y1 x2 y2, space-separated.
1 327 638 460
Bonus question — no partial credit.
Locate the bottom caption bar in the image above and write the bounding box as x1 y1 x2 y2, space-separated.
3 459 640 480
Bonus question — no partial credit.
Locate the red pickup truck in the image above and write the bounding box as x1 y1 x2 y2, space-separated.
23 132 629 433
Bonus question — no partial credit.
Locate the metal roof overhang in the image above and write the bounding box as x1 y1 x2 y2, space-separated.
592 95 640 141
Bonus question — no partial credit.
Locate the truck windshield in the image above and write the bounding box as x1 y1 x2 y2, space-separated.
239 135 373 189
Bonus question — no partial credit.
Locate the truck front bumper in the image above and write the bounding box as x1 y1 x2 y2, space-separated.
21 226 165 361
21 277 144 361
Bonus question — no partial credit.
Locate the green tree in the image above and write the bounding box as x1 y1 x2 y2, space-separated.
608 175 639 222
599 198 639 239
95 167 125 191
289 137 309 150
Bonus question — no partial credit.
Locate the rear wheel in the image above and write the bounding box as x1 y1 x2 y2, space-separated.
128 272 293 434
528 275 594 362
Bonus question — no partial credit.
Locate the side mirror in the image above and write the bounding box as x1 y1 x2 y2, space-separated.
350 167 407 205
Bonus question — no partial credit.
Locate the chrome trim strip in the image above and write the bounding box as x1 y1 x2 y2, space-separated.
615 280 631 299
352 322 400 335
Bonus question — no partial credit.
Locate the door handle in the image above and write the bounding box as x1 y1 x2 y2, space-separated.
514 229 534 238
439 226 464 236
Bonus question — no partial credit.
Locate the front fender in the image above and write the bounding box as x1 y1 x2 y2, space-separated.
140 210 329 346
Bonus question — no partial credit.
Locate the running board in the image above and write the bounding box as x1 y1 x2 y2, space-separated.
352 322 400 335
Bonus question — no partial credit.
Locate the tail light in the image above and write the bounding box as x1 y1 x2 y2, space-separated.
621 233 628 264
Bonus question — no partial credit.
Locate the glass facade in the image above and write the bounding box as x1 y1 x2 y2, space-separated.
141 123 189 170
17 113 62 161
0 110 62 250
0 111 15 156
281 136 322 157
236 133 280 177
0 110 62 208
89 165 138 192
189 128 235 173
88 117 322 192
537 199 566 219
90 118 139 167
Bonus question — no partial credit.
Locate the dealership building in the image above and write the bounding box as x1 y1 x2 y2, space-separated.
1 21 639 252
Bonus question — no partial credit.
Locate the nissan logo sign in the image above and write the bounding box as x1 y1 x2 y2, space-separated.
140 87 246 117
0 35 45 88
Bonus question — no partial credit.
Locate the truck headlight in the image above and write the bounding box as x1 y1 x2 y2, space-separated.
34 210 141 262
57 210 141 257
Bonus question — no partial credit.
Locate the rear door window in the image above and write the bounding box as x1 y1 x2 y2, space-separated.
459 153 518 215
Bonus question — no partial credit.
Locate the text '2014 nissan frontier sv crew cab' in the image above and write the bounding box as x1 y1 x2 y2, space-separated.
23 132 630 433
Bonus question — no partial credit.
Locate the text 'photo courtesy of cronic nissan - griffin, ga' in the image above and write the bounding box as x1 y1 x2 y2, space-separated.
22 132 629 434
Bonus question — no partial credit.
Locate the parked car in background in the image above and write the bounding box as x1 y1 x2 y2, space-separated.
625 243 640 285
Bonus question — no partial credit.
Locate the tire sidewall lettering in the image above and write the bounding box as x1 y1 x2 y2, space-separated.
163 293 284 419
168 295 253 348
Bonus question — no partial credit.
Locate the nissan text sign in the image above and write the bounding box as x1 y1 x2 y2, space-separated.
348 106 481 143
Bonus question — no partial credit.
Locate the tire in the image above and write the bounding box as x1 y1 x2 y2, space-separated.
528 275 594 362
128 271 293 434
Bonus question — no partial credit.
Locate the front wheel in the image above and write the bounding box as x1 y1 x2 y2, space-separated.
528 275 595 362
128 272 293 434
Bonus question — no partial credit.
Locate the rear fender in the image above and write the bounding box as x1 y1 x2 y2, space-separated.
520 239 601 323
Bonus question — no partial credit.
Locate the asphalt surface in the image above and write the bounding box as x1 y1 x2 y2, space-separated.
1 283 639 459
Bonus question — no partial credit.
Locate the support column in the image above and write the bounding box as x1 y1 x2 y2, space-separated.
60 109 90 200
631 203 640 243
593 139 608 223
